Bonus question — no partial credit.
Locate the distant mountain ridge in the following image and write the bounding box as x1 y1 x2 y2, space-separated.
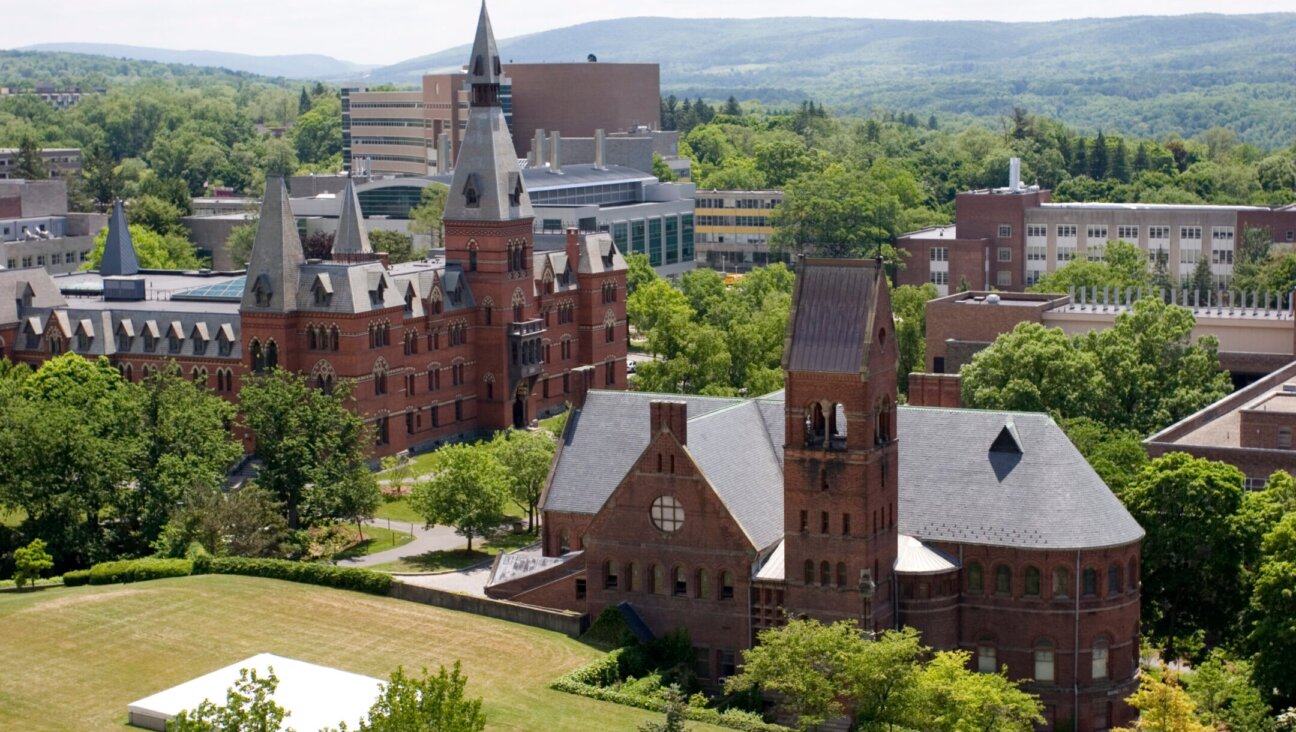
363 13 1296 147
18 43 371 80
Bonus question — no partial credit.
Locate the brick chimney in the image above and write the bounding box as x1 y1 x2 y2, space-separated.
565 226 580 266
650 400 688 445
569 365 595 409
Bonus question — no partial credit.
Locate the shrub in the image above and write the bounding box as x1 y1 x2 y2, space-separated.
62 569 90 586
88 558 193 585
582 605 640 649
200 557 392 595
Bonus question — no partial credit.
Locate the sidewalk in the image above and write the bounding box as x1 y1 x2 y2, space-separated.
336 520 464 568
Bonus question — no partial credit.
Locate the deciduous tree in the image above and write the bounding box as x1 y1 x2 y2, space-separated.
409 443 509 552
492 429 555 532
352 663 486 732
12 538 53 590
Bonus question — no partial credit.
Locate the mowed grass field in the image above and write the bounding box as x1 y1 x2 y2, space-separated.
0 575 724 731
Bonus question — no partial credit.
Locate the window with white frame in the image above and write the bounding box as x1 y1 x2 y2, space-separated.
977 640 997 673
930 247 948 262
996 271 1012 287
1117 225 1139 241
1149 225 1170 240
998 224 1012 238
1026 245 1047 261
1212 226 1234 241
1026 224 1047 239
1092 638 1109 680
1057 246 1076 262
1057 224 1077 239
1034 640 1056 682
650 495 685 533
998 247 1012 262
1087 225 1108 241
1181 226 1202 241
930 271 949 285
1025 270 1041 286
1212 249 1234 265
1180 247 1200 264
1087 244 1105 262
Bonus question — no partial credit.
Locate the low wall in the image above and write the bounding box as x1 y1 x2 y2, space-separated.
389 581 588 637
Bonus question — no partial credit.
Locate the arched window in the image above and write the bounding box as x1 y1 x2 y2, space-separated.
673 567 688 597
805 401 826 447
265 340 278 370
307 327 317 350
1108 563 1122 595
330 325 340 351
373 359 388 396
1053 567 1070 598
559 529 570 554
605 560 619 590
652 564 665 595
467 242 478 272
976 635 997 673
249 339 264 373
967 562 984 594
1024 566 1041 597
1082 567 1098 597
994 564 1012 595
696 569 710 599
720 570 735 600
803 560 814 586
1033 639 1056 682
819 561 831 587
512 288 525 322
836 562 847 588
1092 637 1110 680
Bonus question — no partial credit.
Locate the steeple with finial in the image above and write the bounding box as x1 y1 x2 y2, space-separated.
332 177 372 260
444 0 532 223
100 200 140 276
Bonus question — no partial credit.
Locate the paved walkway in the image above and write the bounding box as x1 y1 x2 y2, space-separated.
336 520 464 568
397 563 495 597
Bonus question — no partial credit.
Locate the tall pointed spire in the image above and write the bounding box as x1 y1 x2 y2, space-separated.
444 1 532 223
467 0 502 91
332 177 372 257
100 200 140 276
241 176 304 312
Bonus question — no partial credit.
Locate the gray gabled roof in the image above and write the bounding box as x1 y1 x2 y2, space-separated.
332 178 371 255
544 390 1143 553
0 268 65 325
241 177 304 312
100 200 140 277
783 258 879 374
897 407 1144 550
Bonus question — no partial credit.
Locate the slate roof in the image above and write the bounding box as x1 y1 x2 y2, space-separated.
100 201 140 277
783 258 879 374
332 179 372 255
241 177 304 312
544 391 1143 554
898 408 1144 550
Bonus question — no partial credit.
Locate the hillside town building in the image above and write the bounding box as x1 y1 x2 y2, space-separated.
0 4 628 456
488 257 1143 731
693 189 786 272
897 159 1296 295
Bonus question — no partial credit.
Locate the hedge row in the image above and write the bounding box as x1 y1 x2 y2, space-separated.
199 557 392 596
62 557 392 596
551 655 790 732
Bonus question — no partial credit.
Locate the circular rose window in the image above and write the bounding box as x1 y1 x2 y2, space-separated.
650 495 684 533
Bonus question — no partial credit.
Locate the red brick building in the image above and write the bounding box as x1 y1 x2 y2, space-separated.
489 258 1144 730
0 5 628 457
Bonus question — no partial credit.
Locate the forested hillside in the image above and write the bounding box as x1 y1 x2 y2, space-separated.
370 13 1296 148
19 43 369 80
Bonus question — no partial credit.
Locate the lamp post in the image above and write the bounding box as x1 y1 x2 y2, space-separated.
858 568 876 638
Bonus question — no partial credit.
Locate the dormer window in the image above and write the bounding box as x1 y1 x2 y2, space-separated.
191 324 210 356
312 274 333 306
116 322 134 352
369 276 388 307
448 283 462 307
217 324 234 357
253 274 273 307
462 174 480 208
473 55 484 76
508 173 523 207
167 322 184 354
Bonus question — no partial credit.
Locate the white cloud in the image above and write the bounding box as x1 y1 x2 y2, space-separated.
3 0 1294 66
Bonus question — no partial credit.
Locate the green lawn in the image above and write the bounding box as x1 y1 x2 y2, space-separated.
369 531 538 573
334 524 414 560
376 497 528 527
0 575 725 731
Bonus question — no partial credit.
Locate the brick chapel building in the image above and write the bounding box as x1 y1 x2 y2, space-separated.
488 258 1145 731
0 4 628 456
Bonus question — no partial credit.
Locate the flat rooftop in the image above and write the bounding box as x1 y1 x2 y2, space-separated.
127 653 382 731
1040 201 1271 212
1169 380 1296 448
901 225 957 240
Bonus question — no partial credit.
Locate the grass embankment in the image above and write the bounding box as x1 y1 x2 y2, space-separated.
334 524 414 560
368 531 537 573
0 574 724 731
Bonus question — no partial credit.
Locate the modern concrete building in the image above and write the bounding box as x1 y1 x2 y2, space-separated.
897 159 1296 295
1145 360 1296 489
0 179 104 274
343 60 661 178
0 147 82 180
0 85 87 110
491 259 1143 731
693 189 785 271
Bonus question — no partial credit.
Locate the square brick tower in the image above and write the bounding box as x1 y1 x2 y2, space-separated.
780 258 899 632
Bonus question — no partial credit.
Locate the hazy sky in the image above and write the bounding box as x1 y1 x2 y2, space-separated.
5 0 1295 66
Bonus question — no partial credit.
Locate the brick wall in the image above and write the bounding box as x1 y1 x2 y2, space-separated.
906 373 962 408
924 293 1061 371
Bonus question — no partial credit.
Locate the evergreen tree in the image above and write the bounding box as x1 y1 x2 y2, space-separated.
1133 142 1151 174
723 95 741 116
298 87 311 115
1111 137 1130 182
1189 257 1214 301
927 114 938 130
13 135 48 179
1071 139 1088 177
1090 130 1109 180
82 141 120 209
